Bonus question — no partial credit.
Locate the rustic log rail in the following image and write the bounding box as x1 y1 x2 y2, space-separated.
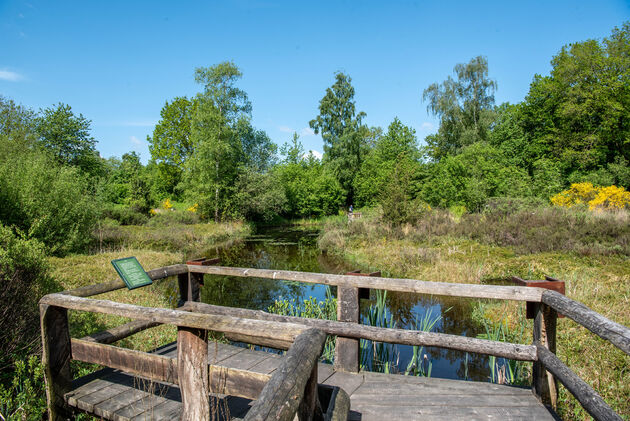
40 262 629 421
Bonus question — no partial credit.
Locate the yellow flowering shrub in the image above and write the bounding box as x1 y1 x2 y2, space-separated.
187 203 199 213
551 183 630 210
162 198 173 210
588 185 630 210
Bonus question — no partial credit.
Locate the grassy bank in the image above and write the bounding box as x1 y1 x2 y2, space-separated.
95 219 251 254
319 208 629 420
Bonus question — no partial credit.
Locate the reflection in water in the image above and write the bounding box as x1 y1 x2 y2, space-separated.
192 225 498 382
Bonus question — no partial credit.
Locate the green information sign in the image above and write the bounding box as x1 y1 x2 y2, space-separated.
111 257 153 290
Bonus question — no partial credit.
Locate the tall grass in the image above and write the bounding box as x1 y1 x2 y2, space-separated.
318 206 630 419
269 288 443 377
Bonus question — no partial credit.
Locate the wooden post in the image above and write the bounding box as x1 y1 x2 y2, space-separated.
334 270 379 372
298 366 323 421
40 304 73 421
178 326 209 421
177 272 202 307
334 286 359 372
532 302 558 408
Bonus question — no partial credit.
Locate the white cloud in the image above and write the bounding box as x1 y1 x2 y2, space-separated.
303 150 323 160
0 70 24 82
130 135 142 145
420 122 435 130
278 125 293 133
300 127 314 136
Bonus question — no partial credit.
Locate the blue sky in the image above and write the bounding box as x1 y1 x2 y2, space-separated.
1 0 628 163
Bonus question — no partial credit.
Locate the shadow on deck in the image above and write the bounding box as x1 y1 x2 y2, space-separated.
66 341 556 421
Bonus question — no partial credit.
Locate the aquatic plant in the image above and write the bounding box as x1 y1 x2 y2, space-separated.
360 290 399 373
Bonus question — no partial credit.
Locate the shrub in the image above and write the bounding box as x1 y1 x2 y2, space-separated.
0 138 99 255
0 355 47 420
102 205 148 226
146 210 200 226
0 224 54 364
551 182 630 211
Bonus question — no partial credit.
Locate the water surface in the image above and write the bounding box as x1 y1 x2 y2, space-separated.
194 225 500 382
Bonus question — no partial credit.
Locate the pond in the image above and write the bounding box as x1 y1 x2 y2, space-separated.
193 225 503 382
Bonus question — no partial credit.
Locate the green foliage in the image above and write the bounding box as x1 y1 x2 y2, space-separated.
234 169 287 222
102 205 149 225
310 72 368 203
148 96 197 196
36 102 103 177
354 118 420 208
0 356 47 421
520 22 630 177
0 224 53 362
268 287 337 362
423 56 497 160
0 135 99 255
274 142 345 219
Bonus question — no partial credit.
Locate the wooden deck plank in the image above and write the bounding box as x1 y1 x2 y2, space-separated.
216 347 271 370
322 371 364 396
66 341 556 421
247 352 282 374
351 404 555 420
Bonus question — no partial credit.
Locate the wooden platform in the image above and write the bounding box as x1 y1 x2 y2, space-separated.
65 342 557 421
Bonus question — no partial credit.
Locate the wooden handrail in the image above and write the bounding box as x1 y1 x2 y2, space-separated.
61 264 188 297
188 265 544 301
40 293 306 349
183 301 538 361
542 290 630 355
537 346 622 421
43 263 629 421
245 328 327 421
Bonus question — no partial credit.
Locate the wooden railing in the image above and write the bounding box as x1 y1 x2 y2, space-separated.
187 265 629 421
40 264 349 421
40 263 629 421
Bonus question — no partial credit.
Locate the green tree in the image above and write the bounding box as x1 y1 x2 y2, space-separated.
275 134 344 218
520 22 630 177
36 103 102 176
310 72 368 204
0 96 37 146
423 56 497 160
187 62 252 221
148 97 197 196
354 118 420 207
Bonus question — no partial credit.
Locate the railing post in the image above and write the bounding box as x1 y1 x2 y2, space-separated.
178 326 209 421
532 302 558 408
334 286 360 372
298 365 323 421
40 304 73 421
334 270 378 373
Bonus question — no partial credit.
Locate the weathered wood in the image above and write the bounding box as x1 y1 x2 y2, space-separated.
62 264 189 297
298 365 323 421
40 304 73 421
71 339 178 384
532 303 557 407
81 319 161 344
41 293 306 347
536 345 622 421
208 365 270 400
188 265 544 301
321 385 350 421
245 328 327 421
177 272 203 307
184 302 538 361
334 286 360 372
542 290 630 355
178 327 209 421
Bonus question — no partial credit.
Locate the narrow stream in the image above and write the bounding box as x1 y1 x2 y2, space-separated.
194 225 498 382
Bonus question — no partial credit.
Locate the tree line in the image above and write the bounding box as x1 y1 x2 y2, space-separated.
1 22 628 254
